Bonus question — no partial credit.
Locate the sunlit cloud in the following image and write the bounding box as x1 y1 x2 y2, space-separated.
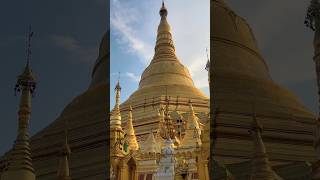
110 0 209 95
111 0 153 65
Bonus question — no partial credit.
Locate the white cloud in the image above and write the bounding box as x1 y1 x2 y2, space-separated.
125 72 140 82
111 0 153 65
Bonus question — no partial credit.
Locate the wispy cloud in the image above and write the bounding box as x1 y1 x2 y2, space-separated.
110 0 209 95
188 55 210 89
111 0 153 65
50 35 98 63
125 72 140 82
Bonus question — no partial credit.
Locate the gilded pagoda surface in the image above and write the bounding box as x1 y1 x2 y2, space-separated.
119 2 210 138
211 0 317 178
110 2 210 180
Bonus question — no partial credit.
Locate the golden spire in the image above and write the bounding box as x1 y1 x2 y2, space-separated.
249 112 278 180
124 105 139 151
109 81 125 178
1 27 36 180
152 1 176 63
57 122 72 180
136 1 207 100
160 1 168 17
115 73 121 110
110 79 122 129
180 101 202 148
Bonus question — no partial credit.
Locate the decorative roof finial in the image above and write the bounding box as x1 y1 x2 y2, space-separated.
14 26 36 97
115 72 121 91
159 0 168 17
1 25 37 180
26 25 34 68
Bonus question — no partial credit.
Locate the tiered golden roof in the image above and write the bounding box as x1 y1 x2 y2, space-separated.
122 3 207 105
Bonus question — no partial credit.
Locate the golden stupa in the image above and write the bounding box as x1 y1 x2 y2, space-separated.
118 3 209 136
0 32 108 180
110 2 210 180
212 0 317 178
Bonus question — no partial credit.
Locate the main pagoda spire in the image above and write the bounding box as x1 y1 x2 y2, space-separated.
133 1 207 99
152 1 176 63
1 27 36 180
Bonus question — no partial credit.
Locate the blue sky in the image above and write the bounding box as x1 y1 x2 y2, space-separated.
110 0 210 107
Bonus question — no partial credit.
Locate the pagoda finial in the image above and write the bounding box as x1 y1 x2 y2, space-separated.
160 0 167 17
14 26 36 97
115 72 121 91
1 26 36 180
110 79 122 129
114 76 121 110
26 26 33 67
